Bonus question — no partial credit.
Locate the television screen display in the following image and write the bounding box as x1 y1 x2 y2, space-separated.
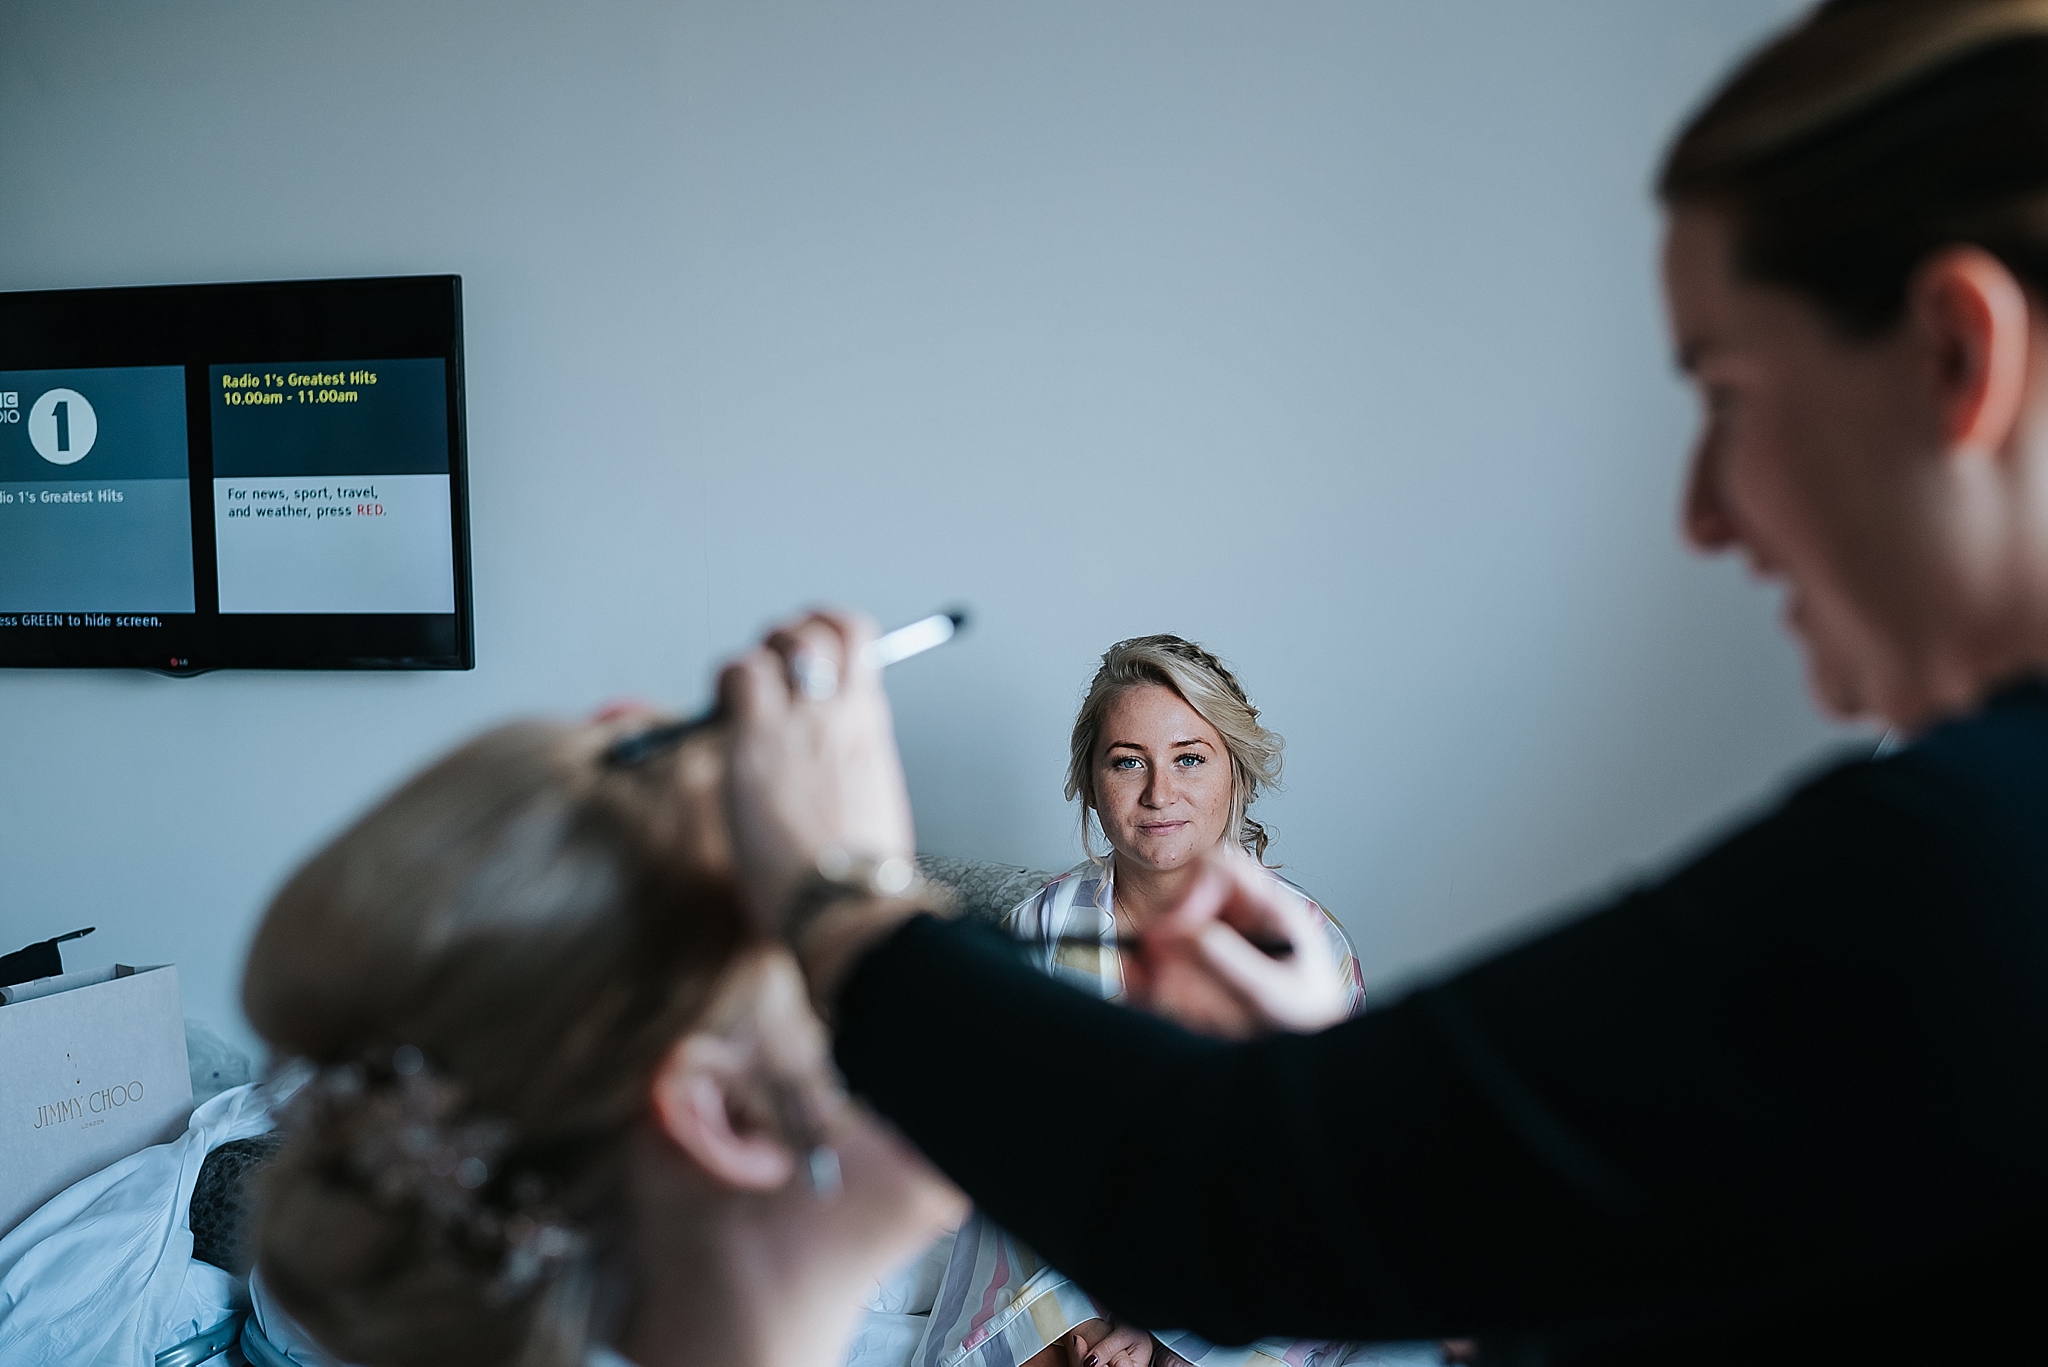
0 276 471 672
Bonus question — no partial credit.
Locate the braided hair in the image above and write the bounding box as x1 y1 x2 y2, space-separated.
243 720 748 1367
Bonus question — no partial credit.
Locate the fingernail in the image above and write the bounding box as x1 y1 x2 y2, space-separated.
1085 1358 1099 1367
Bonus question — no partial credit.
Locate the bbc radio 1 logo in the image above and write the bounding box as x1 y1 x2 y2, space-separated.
0 388 98 465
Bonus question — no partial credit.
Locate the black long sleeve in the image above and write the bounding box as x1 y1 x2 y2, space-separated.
834 685 2048 1361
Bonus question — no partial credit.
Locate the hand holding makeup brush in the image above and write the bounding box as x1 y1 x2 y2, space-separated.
1121 848 1351 1038
719 609 918 931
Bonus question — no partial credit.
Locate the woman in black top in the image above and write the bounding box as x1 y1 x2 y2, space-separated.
715 2 2048 1361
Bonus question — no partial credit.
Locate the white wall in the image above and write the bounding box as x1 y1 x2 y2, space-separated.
0 0 1831 1054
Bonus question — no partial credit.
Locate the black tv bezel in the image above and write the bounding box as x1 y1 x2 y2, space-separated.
0 275 473 674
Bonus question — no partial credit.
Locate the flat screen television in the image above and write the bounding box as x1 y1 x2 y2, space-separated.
0 276 472 672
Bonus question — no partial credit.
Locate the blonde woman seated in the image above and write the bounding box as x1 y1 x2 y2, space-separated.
238 712 964 1367
909 636 1415 1367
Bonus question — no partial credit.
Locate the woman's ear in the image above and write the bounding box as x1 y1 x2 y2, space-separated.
1909 245 2034 458
647 1032 797 1192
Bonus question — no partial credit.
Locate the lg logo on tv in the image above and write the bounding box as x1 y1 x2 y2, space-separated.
22 388 98 465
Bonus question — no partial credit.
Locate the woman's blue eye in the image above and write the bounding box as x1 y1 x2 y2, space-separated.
1111 756 1142 770
1175 754 1203 767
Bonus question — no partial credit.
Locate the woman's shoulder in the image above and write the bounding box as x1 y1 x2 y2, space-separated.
1272 872 1346 937
1264 868 1334 920
1001 861 1106 934
1262 869 1366 1009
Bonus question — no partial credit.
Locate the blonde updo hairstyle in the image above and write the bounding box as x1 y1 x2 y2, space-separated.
1065 635 1284 864
241 719 749 1367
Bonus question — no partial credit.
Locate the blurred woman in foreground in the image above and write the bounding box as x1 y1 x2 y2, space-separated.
714 3 2048 1362
240 718 961 1367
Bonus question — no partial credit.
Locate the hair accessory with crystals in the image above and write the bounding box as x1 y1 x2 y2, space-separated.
285 1044 588 1303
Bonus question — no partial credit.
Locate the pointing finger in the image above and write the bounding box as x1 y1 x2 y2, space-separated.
719 647 790 723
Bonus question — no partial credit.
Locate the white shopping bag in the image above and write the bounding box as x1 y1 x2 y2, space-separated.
0 1082 275 1367
0 963 193 1237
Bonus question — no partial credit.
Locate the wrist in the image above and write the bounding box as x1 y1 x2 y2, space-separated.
786 849 918 937
783 853 952 1019
791 895 927 1021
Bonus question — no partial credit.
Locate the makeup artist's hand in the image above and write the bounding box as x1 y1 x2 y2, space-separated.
1123 850 1349 1038
719 610 916 929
